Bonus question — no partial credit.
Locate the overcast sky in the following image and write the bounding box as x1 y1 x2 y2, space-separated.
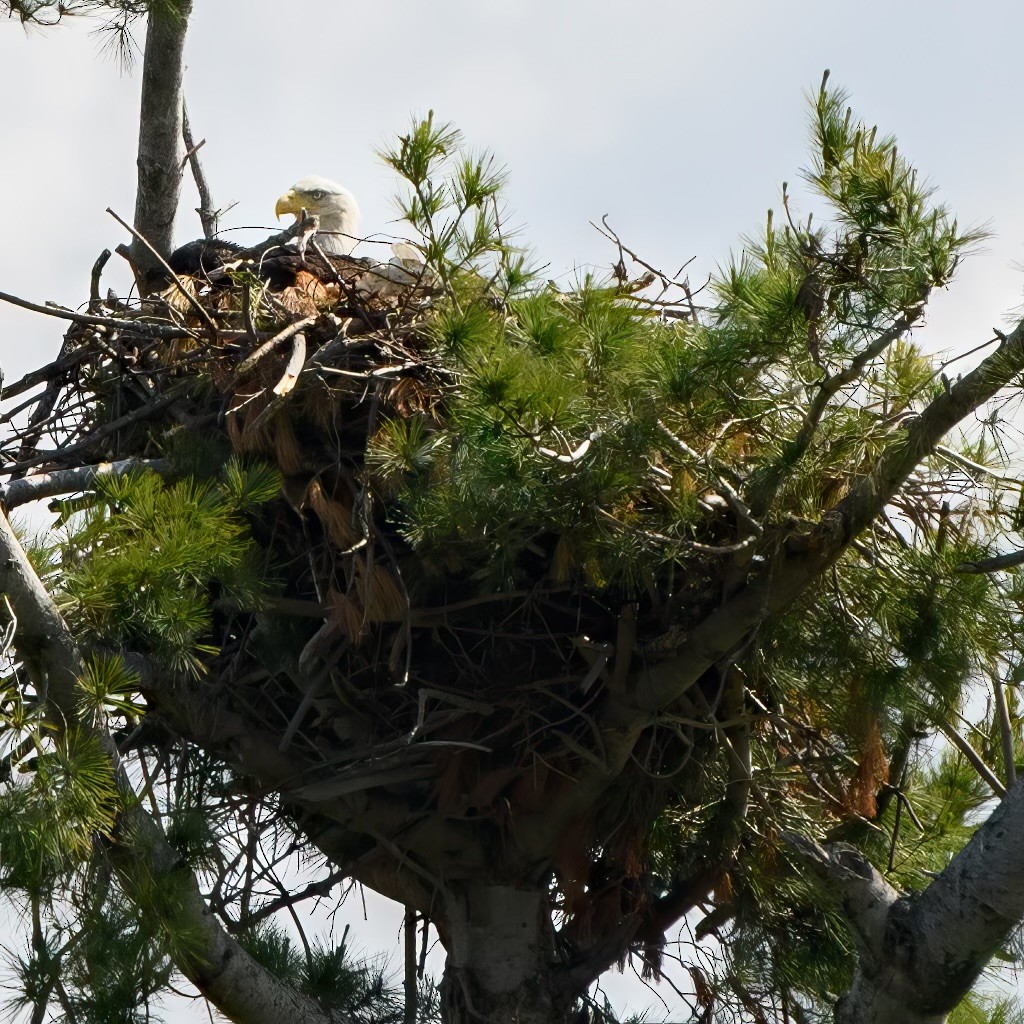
3 1 1024 1019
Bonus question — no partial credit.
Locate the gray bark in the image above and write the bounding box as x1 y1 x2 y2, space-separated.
181 101 219 238
440 883 567 1024
789 783 1024 1024
1 457 172 509
130 0 193 284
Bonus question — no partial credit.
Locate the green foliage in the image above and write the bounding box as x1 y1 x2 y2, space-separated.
950 995 1024 1024
238 922 437 1023
5 888 179 1024
58 460 278 675
0 709 118 891
6 81 1024 1024
369 280 696 589
380 111 532 299
77 652 145 725
164 804 222 873
881 751 991 885
767 540 1005 742
350 79 1019 1021
54 894 176 1024
266 93 1024 1022
368 83 985 600
237 920 305 983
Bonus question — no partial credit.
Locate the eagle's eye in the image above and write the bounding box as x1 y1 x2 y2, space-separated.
310 189 325 201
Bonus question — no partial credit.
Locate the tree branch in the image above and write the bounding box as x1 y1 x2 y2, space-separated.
898 779 1024 1012
938 720 1006 796
747 304 926 517
529 315 1024 883
181 100 218 240
790 777 1024 1023
784 833 899 962
126 650 488 891
2 457 173 509
955 548 1024 574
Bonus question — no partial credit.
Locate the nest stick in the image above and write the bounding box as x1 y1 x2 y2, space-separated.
233 315 316 381
0 289 196 340
1 349 92 404
12 390 183 472
106 208 218 333
88 250 112 314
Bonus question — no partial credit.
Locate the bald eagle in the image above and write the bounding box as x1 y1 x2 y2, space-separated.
165 176 432 310
166 176 363 287
274 176 362 256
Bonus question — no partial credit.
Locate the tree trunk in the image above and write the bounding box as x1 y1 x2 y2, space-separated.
131 0 193 286
440 883 568 1024
791 780 1024 1024
836 970 943 1024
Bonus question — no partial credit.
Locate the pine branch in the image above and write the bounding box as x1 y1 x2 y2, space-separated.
746 302 926 517
0 511 341 1024
642 316 1024 713
525 314 1024 879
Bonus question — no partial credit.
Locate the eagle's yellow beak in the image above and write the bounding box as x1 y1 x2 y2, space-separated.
274 190 302 220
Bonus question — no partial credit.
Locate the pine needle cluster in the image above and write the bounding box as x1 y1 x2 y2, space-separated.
56 459 279 674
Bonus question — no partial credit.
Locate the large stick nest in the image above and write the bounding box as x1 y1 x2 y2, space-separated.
3 226 665 810
1 221 737 963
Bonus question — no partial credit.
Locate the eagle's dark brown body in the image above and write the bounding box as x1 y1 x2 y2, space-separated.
166 236 371 292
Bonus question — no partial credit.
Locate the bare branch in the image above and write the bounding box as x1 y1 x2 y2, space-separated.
1 457 172 509
108 206 217 332
938 721 1006 796
993 675 1017 788
88 249 111 313
0 288 197 339
11 389 183 472
181 100 219 239
233 315 317 381
955 548 1024 574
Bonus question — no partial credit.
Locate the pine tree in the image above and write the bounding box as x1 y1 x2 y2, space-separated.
5 5 1024 1021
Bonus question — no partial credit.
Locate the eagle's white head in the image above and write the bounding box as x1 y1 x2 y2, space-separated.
274 176 362 256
